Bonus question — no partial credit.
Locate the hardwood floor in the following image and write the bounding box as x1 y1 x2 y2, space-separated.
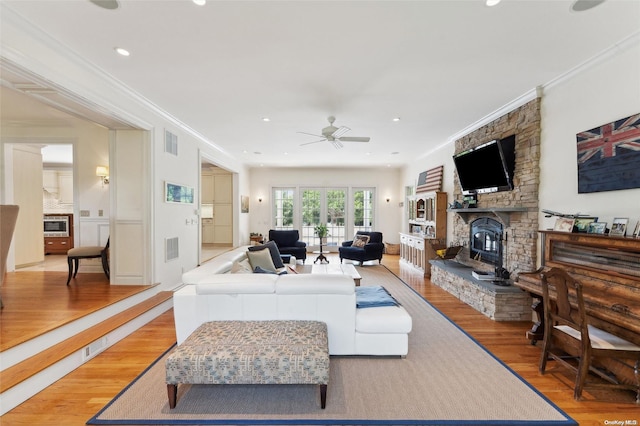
1 254 638 425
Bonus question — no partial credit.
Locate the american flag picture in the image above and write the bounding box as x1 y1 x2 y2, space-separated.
577 113 640 193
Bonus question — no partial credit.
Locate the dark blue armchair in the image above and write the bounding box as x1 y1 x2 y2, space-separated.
339 231 384 264
268 229 307 264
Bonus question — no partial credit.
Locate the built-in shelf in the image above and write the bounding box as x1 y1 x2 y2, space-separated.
447 207 528 226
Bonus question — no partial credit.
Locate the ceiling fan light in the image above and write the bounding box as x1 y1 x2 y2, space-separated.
486 0 501 6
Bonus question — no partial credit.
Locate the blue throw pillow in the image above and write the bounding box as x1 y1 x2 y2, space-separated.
253 266 287 275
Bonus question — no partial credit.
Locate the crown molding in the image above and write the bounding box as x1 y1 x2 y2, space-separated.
431 30 640 153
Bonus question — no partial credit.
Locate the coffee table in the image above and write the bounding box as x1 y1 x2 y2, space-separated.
311 263 361 286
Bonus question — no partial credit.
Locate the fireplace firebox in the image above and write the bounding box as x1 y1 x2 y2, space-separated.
469 217 503 267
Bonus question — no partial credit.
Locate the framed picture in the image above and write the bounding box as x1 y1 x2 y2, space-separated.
241 195 249 213
633 219 640 238
610 217 629 237
165 181 194 204
573 217 598 233
587 222 607 234
554 218 575 233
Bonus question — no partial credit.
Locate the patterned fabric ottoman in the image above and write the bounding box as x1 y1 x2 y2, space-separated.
166 320 330 409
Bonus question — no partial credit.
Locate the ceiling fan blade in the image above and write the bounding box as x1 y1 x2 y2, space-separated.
338 136 370 142
331 126 350 139
297 131 325 138
300 139 327 146
331 140 343 149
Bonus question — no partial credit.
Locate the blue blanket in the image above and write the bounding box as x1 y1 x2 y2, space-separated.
355 285 399 309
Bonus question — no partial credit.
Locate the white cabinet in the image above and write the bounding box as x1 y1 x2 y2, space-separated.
213 204 232 243
399 232 446 278
58 171 73 204
201 175 214 204
213 174 232 203
42 169 73 204
201 171 232 245
202 219 214 244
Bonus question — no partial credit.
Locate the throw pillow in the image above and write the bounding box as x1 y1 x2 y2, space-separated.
248 240 285 269
352 234 370 248
230 259 252 274
246 248 277 273
253 266 288 275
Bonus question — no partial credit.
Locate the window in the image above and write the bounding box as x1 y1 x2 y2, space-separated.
272 187 295 230
353 188 375 233
271 186 375 247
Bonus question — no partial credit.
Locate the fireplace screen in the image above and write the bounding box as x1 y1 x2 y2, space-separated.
470 217 503 266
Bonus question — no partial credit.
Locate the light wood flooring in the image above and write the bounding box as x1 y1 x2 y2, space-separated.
1 253 638 425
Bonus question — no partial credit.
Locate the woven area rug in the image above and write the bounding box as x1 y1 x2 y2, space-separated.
87 265 576 425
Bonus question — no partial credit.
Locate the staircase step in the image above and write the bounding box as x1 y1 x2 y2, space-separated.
0 291 173 393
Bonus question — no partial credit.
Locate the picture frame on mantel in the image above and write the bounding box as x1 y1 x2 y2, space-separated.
587 222 607 235
632 219 640 238
554 217 575 233
610 217 629 237
573 217 598 233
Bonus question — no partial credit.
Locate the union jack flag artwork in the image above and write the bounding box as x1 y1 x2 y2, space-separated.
577 113 640 193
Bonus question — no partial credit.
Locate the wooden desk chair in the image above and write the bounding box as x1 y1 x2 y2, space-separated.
539 267 640 403
66 238 110 285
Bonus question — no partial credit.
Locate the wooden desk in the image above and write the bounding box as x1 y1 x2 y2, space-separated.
515 230 640 385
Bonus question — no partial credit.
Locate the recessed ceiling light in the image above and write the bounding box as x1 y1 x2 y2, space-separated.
114 47 130 56
254 152 262 155
193 0 206 5
392 117 401 122
391 152 399 155
571 0 605 12
486 0 501 6
262 117 270 122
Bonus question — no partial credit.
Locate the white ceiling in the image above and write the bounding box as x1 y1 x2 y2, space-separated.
2 0 639 168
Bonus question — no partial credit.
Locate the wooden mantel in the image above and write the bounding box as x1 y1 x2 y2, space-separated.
447 207 528 226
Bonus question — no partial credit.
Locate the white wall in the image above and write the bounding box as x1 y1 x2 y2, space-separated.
1 5 246 289
249 167 403 244
403 35 640 267
539 36 640 233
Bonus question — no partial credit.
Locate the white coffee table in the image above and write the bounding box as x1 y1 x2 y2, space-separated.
311 263 361 286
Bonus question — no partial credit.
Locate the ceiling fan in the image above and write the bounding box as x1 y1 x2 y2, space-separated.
299 116 370 149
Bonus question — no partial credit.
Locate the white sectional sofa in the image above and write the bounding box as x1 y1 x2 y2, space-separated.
174 246 412 356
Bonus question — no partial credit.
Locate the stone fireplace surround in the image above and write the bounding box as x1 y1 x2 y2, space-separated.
430 98 541 321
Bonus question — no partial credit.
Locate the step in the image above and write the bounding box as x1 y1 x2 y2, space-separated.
0 291 173 394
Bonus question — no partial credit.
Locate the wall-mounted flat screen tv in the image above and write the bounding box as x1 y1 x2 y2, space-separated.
453 135 516 195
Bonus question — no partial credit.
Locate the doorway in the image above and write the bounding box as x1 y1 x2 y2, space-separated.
200 162 233 263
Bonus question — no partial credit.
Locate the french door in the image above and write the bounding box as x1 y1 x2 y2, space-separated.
301 188 346 249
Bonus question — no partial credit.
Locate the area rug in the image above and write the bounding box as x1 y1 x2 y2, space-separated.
87 265 576 425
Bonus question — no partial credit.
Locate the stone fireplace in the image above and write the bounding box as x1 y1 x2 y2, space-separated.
429 98 541 321
469 217 503 267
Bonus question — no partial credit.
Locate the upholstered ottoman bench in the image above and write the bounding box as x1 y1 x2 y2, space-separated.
166 320 330 409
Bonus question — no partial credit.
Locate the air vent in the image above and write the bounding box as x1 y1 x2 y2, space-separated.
166 237 179 262
82 337 108 361
165 130 178 156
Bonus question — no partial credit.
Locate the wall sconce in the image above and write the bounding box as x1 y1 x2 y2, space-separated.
386 197 390 203
258 197 263 203
96 165 109 187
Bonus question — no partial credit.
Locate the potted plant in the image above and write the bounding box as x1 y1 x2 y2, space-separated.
314 224 329 243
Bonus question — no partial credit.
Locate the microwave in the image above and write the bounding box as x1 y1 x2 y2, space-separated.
44 215 70 237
